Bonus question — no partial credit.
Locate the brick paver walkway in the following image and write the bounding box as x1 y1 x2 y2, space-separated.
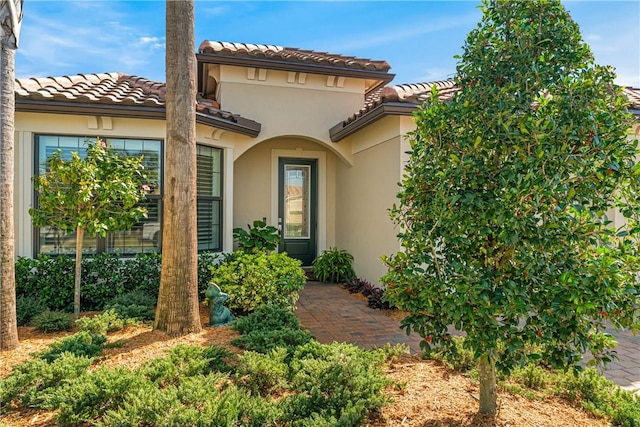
295 281 640 392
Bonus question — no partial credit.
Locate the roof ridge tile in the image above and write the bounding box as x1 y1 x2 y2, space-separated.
198 40 391 73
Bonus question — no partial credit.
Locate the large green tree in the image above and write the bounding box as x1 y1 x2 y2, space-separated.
30 139 149 318
383 0 639 415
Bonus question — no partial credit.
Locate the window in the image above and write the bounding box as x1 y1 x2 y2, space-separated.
196 145 223 251
34 136 224 256
35 135 161 256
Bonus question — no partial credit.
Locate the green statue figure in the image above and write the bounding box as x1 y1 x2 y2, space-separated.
205 283 234 327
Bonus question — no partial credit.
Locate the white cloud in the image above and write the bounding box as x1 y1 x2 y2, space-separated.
139 36 164 49
16 2 166 81
140 36 159 44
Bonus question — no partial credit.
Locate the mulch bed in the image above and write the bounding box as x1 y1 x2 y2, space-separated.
0 304 608 427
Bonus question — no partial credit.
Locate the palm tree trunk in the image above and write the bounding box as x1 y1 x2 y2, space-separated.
0 38 18 350
154 0 202 336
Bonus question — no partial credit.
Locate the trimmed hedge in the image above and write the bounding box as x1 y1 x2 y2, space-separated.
15 252 223 312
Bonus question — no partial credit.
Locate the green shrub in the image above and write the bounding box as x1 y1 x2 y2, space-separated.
236 348 290 396
612 399 640 427
211 251 306 313
0 353 92 409
108 287 157 308
100 375 282 427
15 295 48 326
16 255 75 311
121 252 162 297
106 303 155 322
428 336 476 373
141 344 234 387
232 328 313 356
14 256 39 297
14 252 220 314
81 253 126 310
39 331 107 363
510 364 550 390
283 341 390 424
233 220 281 253
75 309 136 335
31 310 73 333
232 305 302 335
553 368 640 424
105 289 156 320
98 383 179 426
311 247 355 283
47 366 149 425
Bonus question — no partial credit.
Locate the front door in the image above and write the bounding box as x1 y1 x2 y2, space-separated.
278 158 317 266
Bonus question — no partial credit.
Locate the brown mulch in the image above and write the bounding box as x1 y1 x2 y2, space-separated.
1 304 607 427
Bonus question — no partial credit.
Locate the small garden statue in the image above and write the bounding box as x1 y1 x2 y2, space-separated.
205 283 234 327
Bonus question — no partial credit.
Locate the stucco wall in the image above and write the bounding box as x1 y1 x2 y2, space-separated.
215 65 361 165
335 119 406 285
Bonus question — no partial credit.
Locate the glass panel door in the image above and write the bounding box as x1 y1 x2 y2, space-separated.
284 164 310 239
278 158 317 266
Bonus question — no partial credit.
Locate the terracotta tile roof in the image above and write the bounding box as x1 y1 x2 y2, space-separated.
15 72 261 137
344 79 458 126
16 73 165 107
333 81 640 142
198 41 391 73
349 82 640 125
622 86 640 111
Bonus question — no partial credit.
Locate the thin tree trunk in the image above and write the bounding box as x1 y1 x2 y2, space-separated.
73 226 83 319
154 0 201 336
478 354 497 415
0 40 18 350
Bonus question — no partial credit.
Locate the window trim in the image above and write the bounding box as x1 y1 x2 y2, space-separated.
32 135 225 256
196 144 224 252
33 134 164 257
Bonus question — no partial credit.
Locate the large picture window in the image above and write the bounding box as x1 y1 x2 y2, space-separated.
34 136 224 256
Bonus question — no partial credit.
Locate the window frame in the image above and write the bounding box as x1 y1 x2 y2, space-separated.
32 134 164 257
33 135 226 257
195 144 224 252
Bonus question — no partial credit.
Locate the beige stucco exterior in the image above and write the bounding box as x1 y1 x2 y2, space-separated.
207 64 361 165
331 115 417 284
13 59 413 286
14 59 639 288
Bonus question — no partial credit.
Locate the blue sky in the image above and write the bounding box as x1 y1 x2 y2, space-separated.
15 1 640 87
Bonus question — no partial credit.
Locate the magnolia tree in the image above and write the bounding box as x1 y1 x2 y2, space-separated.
30 139 149 318
383 0 640 415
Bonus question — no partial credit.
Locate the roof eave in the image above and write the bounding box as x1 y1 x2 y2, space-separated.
195 112 261 138
16 99 262 138
196 53 395 85
16 99 166 120
329 102 416 142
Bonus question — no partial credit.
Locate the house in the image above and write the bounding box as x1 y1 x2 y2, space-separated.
13 41 640 286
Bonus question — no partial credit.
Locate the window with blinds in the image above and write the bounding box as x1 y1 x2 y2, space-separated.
34 136 224 256
196 145 222 251
34 135 162 256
